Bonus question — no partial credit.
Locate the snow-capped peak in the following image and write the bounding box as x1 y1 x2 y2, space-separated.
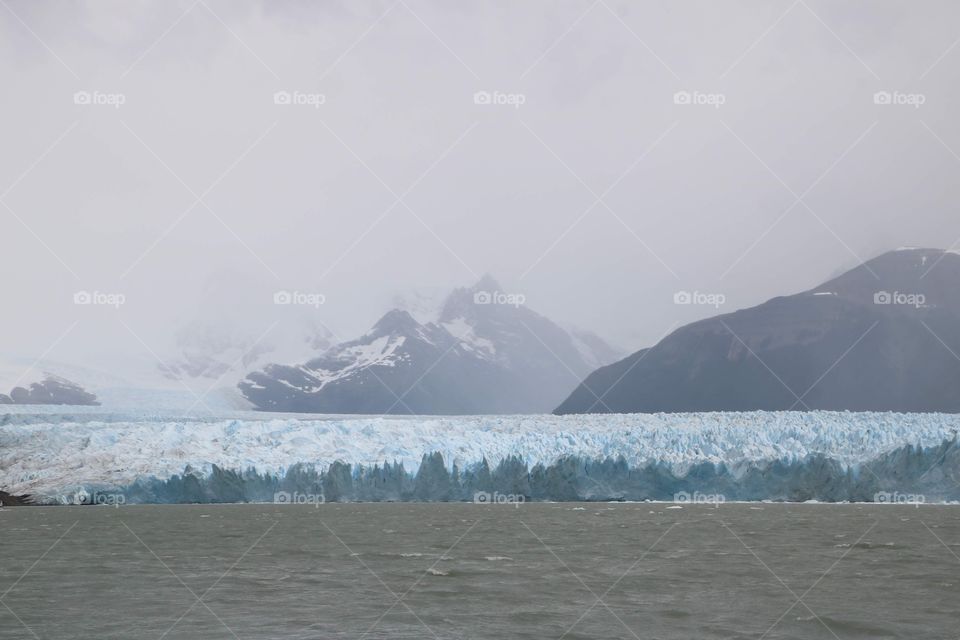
239 275 621 414
370 309 423 337
441 316 497 359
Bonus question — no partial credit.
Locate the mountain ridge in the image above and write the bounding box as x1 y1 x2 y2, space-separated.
239 276 620 414
556 248 960 414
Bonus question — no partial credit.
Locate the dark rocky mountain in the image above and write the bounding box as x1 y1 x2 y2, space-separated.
0 375 99 406
556 248 960 414
0 490 32 506
240 276 620 414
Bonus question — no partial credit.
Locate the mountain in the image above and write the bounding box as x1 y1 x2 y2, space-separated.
159 315 332 388
568 327 624 371
0 374 99 406
239 276 621 414
556 248 960 414
159 272 333 392
0 352 264 411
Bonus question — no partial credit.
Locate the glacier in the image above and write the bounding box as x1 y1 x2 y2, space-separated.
2 410 959 502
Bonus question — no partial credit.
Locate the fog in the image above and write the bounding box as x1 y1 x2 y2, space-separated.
2 0 959 374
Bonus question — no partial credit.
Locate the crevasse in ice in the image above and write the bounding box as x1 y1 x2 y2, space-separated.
2 411 958 497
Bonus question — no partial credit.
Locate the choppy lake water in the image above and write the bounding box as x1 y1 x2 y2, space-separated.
1 503 958 639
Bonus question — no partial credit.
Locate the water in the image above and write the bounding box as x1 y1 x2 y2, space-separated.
1 503 958 639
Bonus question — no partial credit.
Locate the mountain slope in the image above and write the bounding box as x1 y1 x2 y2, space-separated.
240 276 620 414
556 248 960 414
0 374 99 406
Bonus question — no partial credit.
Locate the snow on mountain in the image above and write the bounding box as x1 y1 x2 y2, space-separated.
0 319 333 412
0 357 130 406
0 268 339 410
161 273 333 386
2 410 958 499
441 317 497 359
160 314 333 387
387 286 450 326
0 274 615 413
240 275 620 414
240 308 493 413
0 354 254 411
568 327 624 371
156 271 334 410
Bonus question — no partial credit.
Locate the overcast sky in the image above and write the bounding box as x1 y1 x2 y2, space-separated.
2 0 959 373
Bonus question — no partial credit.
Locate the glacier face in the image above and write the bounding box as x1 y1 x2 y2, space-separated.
2 410 959 498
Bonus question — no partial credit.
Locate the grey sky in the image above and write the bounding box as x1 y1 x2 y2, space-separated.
2 0 959 373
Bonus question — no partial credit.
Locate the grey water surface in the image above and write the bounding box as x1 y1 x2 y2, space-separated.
1 503 958 639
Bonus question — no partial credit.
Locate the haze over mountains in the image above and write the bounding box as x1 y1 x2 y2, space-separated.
4 250 960 415
557 248 960 414
239 275 621 414
159 310 333 388
0 318 334 410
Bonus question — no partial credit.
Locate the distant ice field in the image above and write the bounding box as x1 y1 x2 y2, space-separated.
2 410 958 497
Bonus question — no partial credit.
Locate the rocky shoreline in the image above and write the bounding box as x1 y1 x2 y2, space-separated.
0 490 32 506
